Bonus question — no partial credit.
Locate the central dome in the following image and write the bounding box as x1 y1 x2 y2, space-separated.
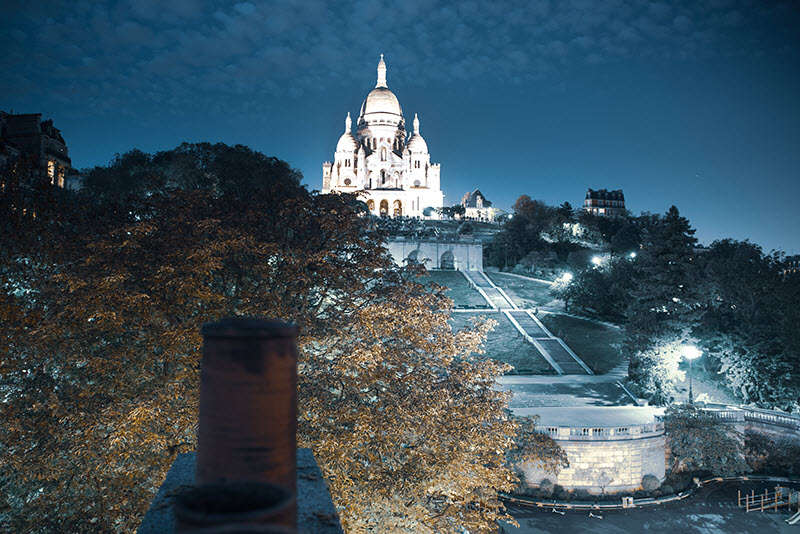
357 55 404 126
360 87 403 117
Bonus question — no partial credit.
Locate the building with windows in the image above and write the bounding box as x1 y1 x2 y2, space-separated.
322 56 444 218
1 111 71 187
583 188 625 216
460 189 499 222
783 255 800 277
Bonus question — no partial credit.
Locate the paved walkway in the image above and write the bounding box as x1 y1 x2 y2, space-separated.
497 360 633 410
461 270 517 309
502 480 800 534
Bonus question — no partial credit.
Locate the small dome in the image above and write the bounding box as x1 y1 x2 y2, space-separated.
406 113 427 152
336 132 357 153
406 133 427 153
336 112 357 152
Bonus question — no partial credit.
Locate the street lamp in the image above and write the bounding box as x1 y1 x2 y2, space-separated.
592 256 603 266
682 346 702 404
561 272 573 282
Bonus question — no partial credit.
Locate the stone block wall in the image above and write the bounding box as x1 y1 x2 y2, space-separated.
520 434 666 494
386 238 484 271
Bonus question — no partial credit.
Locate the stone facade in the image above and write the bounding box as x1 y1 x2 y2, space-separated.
0 111 71 186
460 189 498 222
322 56 444 218
385 237 483 271
520 421 666 494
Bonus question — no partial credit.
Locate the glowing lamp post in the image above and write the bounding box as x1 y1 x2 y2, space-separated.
682 346 702 404
592 256 603 267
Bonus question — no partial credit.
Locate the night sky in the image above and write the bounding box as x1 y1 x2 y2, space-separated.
3 1 799 252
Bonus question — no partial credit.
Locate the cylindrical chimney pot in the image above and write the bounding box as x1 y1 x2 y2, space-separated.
197 317 298 528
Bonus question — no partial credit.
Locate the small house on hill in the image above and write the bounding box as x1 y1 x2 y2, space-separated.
460 189 496 222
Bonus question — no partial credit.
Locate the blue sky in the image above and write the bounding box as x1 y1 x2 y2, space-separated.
2 0 799 252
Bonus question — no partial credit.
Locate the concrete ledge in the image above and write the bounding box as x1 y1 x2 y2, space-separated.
138 449 343 534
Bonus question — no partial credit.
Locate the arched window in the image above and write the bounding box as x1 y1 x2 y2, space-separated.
367 199 375 212
381 170 386 184
379 199 389 216
393 199 402 217
381 147 387 161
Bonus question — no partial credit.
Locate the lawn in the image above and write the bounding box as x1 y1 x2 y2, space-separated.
484 271 558 308
421 270 490 308
449 312 554 374
539 313 624 374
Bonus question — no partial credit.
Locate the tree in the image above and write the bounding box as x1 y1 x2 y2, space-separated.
0 152 523 533
550 256 634 320
696 240 800 410
625 207 702 400
663 404 750 476
83 143 302 202
508 416 569 479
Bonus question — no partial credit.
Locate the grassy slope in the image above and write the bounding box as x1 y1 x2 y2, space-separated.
422 270 490 308
450 312 554 374
484 272 558 308
539 314 624 374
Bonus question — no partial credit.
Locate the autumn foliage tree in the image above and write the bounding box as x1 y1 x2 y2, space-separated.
0 145 521 533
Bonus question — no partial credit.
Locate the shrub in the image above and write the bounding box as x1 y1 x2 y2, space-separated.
641 474 661 492
539 479 555 496
573 489 592 501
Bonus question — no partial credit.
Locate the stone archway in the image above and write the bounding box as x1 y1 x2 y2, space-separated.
393 199 402 217
367 199 375 213
440 250 455 270
379 199 389 217
406 249 419 265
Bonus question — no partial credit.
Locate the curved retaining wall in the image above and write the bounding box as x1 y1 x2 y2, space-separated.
519 418 666 494
520 404 800 495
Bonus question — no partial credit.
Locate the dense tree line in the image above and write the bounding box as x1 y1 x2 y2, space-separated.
548 206 799 409
487 194 798 409
485 195 642 274
0 144 552 533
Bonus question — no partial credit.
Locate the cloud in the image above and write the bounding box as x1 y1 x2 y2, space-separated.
0 0 796 119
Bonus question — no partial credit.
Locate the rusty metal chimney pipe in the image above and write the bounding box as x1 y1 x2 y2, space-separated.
197 317 298 529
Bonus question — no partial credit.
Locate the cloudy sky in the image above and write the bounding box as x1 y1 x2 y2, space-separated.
3 0 799 252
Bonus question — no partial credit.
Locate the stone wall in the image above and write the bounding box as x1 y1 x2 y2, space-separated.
520 426 666 494
385 237 483 271
519 405 800 496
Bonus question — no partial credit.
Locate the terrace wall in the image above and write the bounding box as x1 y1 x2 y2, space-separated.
386 237 483 271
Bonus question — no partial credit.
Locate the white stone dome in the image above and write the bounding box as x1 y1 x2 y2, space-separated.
406 113 427 152
406 133 427 153
360 87 403 118
336 112 358 152
337 132 357 152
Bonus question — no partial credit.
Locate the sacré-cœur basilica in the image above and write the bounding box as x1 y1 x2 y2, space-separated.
322 55 444 218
